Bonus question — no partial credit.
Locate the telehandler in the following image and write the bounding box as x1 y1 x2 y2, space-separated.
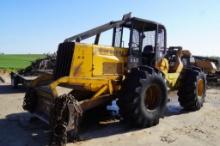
23 13 207 146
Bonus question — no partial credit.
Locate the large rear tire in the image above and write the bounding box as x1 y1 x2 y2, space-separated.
117 68 167 128
177 68 206 110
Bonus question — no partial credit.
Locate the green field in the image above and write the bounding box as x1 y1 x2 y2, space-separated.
0 54 46 71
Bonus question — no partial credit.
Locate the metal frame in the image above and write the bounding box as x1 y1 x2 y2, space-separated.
64 13 167 58
63 13 168 70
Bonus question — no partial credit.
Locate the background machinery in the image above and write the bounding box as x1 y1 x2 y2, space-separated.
10 54 56 88
168 46 220 82
23 13 207 146
194 56 220 82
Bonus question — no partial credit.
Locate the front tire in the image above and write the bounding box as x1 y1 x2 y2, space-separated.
178 68 206 110
118 68 167 128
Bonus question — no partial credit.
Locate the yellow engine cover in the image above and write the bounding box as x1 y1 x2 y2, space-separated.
70 43 128 78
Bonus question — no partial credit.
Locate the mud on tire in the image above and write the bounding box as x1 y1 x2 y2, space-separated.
49 94 82 146
177 68 207 111
117 68 167 128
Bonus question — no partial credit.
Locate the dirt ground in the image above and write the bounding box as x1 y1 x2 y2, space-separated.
0 74 220 146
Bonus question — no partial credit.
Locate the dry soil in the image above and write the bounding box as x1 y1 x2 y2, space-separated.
0 74 220 146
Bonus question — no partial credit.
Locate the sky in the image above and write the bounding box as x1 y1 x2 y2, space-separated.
0 0 219 56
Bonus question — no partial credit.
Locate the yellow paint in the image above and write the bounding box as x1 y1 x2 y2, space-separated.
69 43 127 77
197 79 204 97
36 42 184 103
174 58 184 73
92 45 127 76
156 57 183 89
48 43 127 98
70 43 93 77
156 58 169 74
166 73 180 88
91 85 108 100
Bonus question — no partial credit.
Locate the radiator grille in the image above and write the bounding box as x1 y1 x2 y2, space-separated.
53 42 74 80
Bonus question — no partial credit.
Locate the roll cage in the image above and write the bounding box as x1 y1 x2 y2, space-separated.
64 13 167 64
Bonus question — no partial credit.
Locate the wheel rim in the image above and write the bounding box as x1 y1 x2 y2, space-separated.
144 84 161 110
197 79 204 97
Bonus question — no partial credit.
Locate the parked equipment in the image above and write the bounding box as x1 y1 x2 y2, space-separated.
194 56 220 82
23 13 207 146
168 46 220 82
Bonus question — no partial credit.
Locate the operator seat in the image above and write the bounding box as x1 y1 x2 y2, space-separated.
142 45 155 66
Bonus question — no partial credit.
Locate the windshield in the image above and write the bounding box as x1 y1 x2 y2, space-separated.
112 24 166 58
142 30 156 52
